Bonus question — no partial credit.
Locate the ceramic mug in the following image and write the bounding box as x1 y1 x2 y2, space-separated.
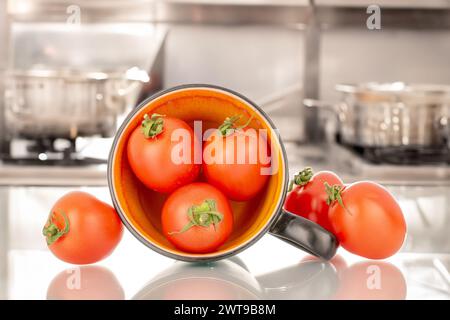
108 84 338 262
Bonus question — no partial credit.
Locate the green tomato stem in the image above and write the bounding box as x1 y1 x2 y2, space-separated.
288 167 314 191
218 114 254 137
141 113 165 138
324 182 353 216
42 211 70 245
168 199 224 235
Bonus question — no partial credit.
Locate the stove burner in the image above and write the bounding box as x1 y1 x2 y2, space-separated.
1 156 106 166
0 137 107 166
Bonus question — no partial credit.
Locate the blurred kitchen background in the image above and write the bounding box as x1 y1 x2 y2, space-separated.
0 0 449 299
0 0 449 184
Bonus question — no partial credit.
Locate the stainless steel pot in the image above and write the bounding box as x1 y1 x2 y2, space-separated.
335 82 449 148
306 82 450 163
4 67 148 139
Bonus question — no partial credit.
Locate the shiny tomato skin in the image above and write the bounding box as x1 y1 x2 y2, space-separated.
45 191 123 265
328 181 406 259
284 171 343 232
162 183 233 253
202 129 270 201
127 117 200 193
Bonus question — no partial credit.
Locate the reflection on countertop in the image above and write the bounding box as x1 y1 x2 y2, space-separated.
46 266 125 300
133 256 407 300
10 250 450 300
0 185 449 300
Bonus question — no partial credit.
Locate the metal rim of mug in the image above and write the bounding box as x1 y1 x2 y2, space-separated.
107 84 289 262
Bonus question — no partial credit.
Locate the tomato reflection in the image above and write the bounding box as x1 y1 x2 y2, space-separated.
334 260 407 300
47 266 125 300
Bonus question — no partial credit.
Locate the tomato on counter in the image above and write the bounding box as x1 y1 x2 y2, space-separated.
162 183 233 253
42 191 123 265
327 181 407 259
202 115 270 201
127 113 200 193
284 167 343 232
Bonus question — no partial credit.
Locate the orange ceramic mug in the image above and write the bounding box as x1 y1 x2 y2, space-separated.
108 84 338 262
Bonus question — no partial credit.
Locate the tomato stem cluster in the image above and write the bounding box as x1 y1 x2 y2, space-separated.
142 113 165 138
169 199 223 235
218 114 254 137
325 182 353 216
42 211 70 246
288 167 314 191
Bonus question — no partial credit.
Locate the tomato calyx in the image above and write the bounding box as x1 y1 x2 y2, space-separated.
288 167 314 191
141 113 165 138
218 114 254 137
169 199 224 235
325 182 353 215
42 211 70 246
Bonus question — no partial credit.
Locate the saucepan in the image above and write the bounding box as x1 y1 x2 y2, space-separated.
305 82 450 164
4 67 149 139
108 84 338 262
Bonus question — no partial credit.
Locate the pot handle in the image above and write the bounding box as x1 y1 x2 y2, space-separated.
269 209 339 260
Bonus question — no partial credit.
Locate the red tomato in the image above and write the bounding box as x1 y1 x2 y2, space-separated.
47 266 125 300
43 191 123 265
284 167 343 232
327 181 407 259
162 183 233 253
127 114 200 193
202 115 270 201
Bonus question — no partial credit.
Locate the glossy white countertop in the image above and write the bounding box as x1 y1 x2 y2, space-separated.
0 185 449 300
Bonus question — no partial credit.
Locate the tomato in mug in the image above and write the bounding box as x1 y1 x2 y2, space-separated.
327 181 407 259
202 115 270 201
42 191 123 264
162 183 233 253
284 167 343 232
127 113 200 193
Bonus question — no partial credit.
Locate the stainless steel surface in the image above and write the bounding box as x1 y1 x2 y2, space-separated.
286 143 450 186
0 1 9 156
0 164 107 186
0 136 111 185
256 83 303 113
8 0 310 24
305 83 450 163
6 1 450 146
334 82 450 148
4 68 147 139
5 1 167 143
0 184 448 299
0 140 449 186
0 188 8 300
302 0 322 142
8 0 450 29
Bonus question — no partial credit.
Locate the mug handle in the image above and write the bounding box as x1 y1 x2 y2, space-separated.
269 209 339 260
